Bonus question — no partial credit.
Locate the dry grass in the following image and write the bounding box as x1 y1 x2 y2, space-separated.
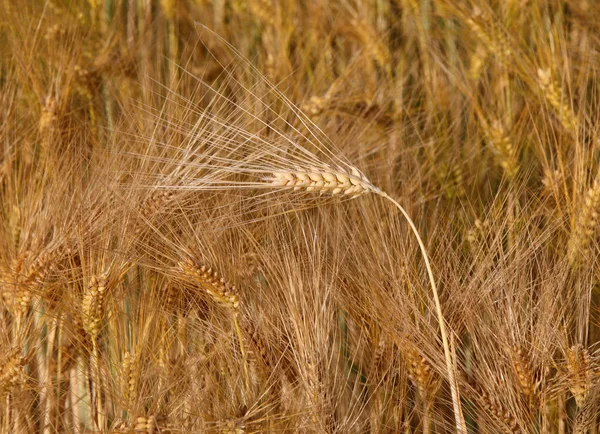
2 0 600 433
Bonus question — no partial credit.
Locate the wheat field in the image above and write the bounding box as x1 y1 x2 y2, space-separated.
1 0 600 433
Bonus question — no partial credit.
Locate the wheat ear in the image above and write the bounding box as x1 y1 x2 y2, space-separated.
81 273 109 431
268 166 467 434
176 259 250 396
268 167 372 196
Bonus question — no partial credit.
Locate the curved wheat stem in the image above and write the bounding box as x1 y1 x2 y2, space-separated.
378 192 466 434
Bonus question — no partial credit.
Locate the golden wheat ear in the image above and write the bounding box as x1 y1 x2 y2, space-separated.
267 166 374 197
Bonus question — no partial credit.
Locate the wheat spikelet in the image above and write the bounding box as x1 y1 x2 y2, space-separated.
487 120 518 179
0 254 31 318
472 382 522 434
80 271 114 430
564 345 596 408
39 96 58 149
176 258 250 394
302 95 330 117
468 45 488 80
465 8 511 64
537 68 578 133
466 218 489 248
405 346 441 434
541 168 562 194
248 0 275 26
0 347 26 396
370 335 388 376
301 78 341 118
510 346 541 400
268 166 374 197
81 274 109 339
304 356 332 432
239 319 272 374
114 415 169 433
222 419 246 434
159 0 176 20
134 415 158 434
121 350 140 412
25 242 71 297
567 176 600 265
176 259 239 310
404 347 441 399
26 249 60 285
351 19 391 72
0 242 64 321
449 164 465 199
133 190 175 234
138 191 174 221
